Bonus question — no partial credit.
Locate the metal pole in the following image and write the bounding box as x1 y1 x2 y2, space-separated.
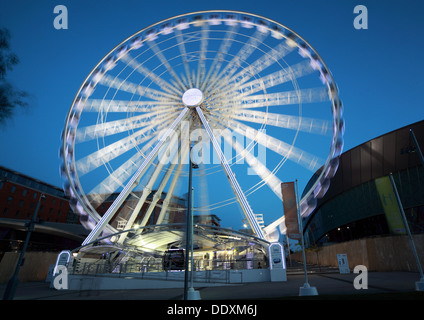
389 174 424 281
3 194 45 300
183 144 193 300
295 180 318 296
190 186 194 288
295 180 309 285
410 129 424 166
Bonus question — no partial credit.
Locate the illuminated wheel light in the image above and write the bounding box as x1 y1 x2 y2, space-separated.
60 11 344 247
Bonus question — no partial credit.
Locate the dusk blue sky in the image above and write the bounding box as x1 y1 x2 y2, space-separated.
1 0 423 229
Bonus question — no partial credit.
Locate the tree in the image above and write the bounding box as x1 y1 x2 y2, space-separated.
0 28 29 125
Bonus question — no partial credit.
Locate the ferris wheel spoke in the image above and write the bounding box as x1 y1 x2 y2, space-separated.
157 139 189 225
175 28 195 88
194 161 211 217
146 39 187 91
75 109 177 142
75 114 177 175
212 122 283 200
209 41 295 95
208 30 268 92
119 53 182 96
231 41 295 84
82 107 189 245
230 87 330 110
141 160 179 226
98 73 179 102
263 215 287 236
227 109 331 135
129 130 183 231
87 134 161 206
195 24 210 88
214 115 324 172
231 59 316 98
200 25 238 92
83 99 177 113
196 106 265 239
117 154 171 242
130 141 182 233
202 31 266 91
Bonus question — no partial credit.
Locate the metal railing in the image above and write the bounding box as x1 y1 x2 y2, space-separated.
68 257 268 284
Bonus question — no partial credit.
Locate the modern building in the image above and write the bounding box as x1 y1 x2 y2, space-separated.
302 120 424 246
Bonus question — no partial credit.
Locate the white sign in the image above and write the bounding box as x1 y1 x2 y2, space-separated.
269 243 285 269
337 254 350 274
53 250 71 276
269 243 287 282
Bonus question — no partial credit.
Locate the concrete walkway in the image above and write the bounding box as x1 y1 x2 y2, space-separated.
1 270 423 300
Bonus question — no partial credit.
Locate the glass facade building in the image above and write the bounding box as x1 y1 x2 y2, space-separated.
303 120 424 246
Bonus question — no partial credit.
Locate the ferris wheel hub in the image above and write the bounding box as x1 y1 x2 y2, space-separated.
182 88 204 107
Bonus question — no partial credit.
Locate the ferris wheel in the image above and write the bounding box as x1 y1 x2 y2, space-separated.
60 10 344 247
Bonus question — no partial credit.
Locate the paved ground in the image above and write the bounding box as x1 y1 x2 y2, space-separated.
1 269 423 300
2 267 423 318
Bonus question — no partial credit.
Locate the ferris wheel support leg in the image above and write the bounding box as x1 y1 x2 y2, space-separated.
82 107 189 246
156 142 190 225
196 107 265 240
116 158 167 245
137 139 181 228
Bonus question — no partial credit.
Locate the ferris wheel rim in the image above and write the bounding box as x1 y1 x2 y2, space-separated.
60 10 344 237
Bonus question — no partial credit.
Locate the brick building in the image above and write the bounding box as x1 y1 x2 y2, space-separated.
0 166 77 223
0 166 87 254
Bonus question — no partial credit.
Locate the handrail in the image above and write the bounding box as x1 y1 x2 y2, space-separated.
69 257 268 278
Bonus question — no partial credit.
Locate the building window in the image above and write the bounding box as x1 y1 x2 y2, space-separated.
11 185 16 193
7 196 13 204
19 200 24 207
3 208 7 216
22 189 27 197
33 192 37 199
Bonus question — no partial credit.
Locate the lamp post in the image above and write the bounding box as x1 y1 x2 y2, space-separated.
410 129 424 166
183 143 200 300
295 180 318 296
3 194 45 300
190 186 195 289
389 174 424 291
